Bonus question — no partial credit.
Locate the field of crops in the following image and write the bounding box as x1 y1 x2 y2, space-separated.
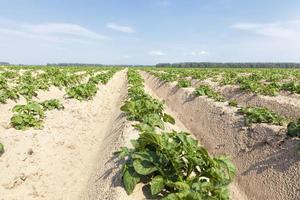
0 66 299 200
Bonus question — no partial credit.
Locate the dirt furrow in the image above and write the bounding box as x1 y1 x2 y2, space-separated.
141 71 300 200
0 70 127 200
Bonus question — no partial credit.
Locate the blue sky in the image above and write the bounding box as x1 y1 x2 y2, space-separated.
0 0 300 65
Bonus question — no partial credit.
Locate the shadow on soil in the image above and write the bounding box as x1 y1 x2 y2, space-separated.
242 140 300 175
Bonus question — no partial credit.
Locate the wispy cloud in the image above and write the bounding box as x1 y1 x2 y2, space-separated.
107 22 135 33
25 23 108 40
232 19 300 39
149 50 166 56
0 28 63 43
0 20 108 45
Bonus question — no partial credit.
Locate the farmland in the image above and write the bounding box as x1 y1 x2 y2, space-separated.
0 66 299 200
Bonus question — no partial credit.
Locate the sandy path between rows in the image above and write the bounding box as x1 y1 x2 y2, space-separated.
0 70 127 200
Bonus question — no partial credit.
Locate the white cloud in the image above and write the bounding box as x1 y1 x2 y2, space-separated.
0 20 108 45
149 50 166 56
107 23 135 33
232 19 300 39
0 28 63 43
25 23 108 40
191 50 208 56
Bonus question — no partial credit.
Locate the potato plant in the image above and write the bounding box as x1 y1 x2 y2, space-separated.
195 85 224 102
40 99 64 111
116 69 235 199
239 107 286 126
11 101 45 130
177 79 192 88
67 83 98 101
11 99 64 130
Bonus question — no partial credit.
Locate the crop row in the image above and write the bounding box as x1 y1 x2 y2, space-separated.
0 67 120 103
6 69 119 130
145 69 300 140
0 67 120 156
146 68 300 96
116 69 235 199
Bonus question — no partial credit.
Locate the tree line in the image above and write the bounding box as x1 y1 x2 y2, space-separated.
156 62 300 68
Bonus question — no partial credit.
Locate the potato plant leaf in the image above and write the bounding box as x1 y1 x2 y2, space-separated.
150 175 165 195
163 113 175 124
123 166 141 194
133 159 157 175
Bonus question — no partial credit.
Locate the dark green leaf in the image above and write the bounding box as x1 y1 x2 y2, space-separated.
150 175 165 195
123 167 141 195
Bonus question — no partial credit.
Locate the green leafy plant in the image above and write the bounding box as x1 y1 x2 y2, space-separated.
158 73 177 82
88 71 115 85
1 71 18 79
121 95 165 127
239 107 286 126
11 101 45 130
0 88 19 103
281 82 300 94
117 69 235 199
116 131 235 199
177 79 191 88
228 100 238 107
195 85 224 102
67 83 98 101
18 84 38 100
121 70 175 129
50 71 83 88
40 99 64 111
17 73 40 100
287 118 300 137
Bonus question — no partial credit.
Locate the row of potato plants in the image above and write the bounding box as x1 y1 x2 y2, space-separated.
0 67 120 156
3 69 119 130
146 69 300 139
146 68 300 96
116 69 235 200
0 67 120 103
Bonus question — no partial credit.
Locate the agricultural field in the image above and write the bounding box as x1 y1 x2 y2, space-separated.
0 66 299 200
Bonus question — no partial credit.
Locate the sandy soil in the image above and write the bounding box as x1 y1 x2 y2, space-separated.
142 71 300 200
81 114 143 200
0 70 128 200
82 74 194 200
1 68 298 200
